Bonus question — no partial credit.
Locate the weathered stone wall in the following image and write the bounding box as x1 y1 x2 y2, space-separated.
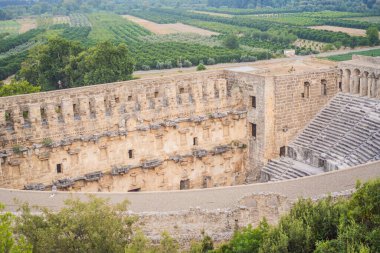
225 71 275 182
225 69 339 180
272 69 339 159
0 71 249 190
3 161 379 246
0 67 340 191
135 193 291 245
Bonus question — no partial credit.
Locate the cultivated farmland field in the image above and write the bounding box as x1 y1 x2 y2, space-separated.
1 6 380 81
0 20 20 35
324 49 380 61
345 16 380 24
309 25 378 37
123 15 219 36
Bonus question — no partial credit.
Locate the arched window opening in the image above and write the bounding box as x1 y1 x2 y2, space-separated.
302 82 310 98
321 80 327 96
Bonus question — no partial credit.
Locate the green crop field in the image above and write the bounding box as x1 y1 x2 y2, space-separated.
0 20 20 35
242 15 322 26
1 6 379 82
325 49 380 61
87 12 151 45
345 16 380 24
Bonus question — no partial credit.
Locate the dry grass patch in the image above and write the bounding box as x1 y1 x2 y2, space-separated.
123 15 218 36
309 25 379 37
17 18 37 33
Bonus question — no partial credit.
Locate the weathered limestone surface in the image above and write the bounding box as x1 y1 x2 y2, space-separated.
0 63 340 191
2 161 379 246
263 56 380 182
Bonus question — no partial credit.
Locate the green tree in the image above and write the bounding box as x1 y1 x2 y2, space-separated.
196 63 207 71
212 221 268 253
0 203 32 253
16 196 135 253
0 80 41 97
19 37 83 90
366 26 380 46
223 34 239 49
71 41 135 86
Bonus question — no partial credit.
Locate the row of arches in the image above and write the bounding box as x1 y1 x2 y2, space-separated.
341 69 380 98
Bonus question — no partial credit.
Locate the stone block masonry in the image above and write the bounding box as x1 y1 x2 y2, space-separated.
0 64 340 191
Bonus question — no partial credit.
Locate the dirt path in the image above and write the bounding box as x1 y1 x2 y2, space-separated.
123 15 219 36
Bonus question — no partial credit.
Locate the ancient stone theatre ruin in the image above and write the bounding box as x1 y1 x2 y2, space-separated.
0 56 379 192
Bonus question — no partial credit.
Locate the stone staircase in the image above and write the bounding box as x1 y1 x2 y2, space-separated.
262 93 380 182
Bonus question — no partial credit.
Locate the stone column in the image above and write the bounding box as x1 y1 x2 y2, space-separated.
61 98 73 125
78 96 89 121
192 82 203 105
376 77 380 99
342 70 350 93
205 79 215 99
359 74 368 96
93 96 105 122
12 106 21 132
45 103 57 127
217 79 228 98
352 74 360 94
28 103 41 127
137 93 148 111
165 86 176 108
368 76 374 98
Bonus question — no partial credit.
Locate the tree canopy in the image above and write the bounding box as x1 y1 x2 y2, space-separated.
223 34 240 49
0 80 40 97
0 203 32 253
366 26 380 46
16 196 135 253
19 38 135 91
